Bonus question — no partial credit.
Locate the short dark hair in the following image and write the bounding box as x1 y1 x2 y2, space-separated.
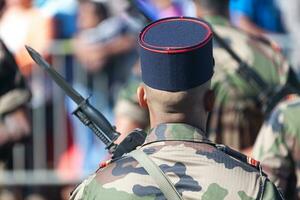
196 0 229 15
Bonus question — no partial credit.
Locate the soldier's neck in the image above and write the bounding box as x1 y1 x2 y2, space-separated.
149 111 207 132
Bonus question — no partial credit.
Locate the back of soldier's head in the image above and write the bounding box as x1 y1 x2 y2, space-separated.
144 81 211 113
138 17 214 114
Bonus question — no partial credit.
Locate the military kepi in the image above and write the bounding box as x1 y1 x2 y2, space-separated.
139 17 214 92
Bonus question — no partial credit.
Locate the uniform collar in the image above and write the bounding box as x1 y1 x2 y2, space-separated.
144 123 210 144
203 15 230 26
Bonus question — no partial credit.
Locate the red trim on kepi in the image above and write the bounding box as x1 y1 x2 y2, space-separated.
139 17 213 54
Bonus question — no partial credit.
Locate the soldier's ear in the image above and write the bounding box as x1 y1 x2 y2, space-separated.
137 85 148 108
204 90 214 112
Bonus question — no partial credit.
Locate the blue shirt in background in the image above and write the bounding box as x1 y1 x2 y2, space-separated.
230 0 286 33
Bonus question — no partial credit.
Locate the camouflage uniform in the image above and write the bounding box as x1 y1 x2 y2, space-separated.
206 16 289 150
253 96 300 199
70 123 283 200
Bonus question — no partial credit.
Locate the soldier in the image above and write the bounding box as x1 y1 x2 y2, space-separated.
252 0 300 199
195 0 289 153
70 17 283 200
252 96 300 199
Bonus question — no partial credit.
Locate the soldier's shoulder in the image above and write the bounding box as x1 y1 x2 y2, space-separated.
69 155 149 200
82 155 153 200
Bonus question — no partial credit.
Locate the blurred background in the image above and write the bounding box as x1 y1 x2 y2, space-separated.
0 0 296 199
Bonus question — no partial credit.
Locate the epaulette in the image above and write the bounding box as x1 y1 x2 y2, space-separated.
98 159 112 170
97 156 123 172
214 144 263 172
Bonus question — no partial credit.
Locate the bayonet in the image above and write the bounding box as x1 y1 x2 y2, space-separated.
26 46 119 153
26 46 147 158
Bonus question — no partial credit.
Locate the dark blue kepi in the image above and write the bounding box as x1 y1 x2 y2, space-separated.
139 17 214 92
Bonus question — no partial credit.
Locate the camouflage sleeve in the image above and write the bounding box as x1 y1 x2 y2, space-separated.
253 106 292 196
69 174 96 200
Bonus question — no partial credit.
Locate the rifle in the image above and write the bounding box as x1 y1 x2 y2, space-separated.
26 46 146 159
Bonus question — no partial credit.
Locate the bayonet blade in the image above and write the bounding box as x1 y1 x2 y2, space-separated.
25 45 85 104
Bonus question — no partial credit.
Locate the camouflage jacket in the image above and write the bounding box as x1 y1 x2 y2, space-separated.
253 96 300 200
207 16 289 150
70 123 283 200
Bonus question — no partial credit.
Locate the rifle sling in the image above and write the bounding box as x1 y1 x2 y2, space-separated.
129 149 184 200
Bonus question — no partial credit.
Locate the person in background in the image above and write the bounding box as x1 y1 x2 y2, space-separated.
65 0 139 176
0 1 31 199
0 0 31 168
0 0 54 77
0 0 31 200
194 0 289 155
229 0 286 37
252 0 300 199
35 0 77 39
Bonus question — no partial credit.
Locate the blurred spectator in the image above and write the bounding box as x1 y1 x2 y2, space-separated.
0 39 31 166
35 0 78 39
62 0 139 177
229 0 286 37
0 1 31 197
0 0 54 77
0 41 31 200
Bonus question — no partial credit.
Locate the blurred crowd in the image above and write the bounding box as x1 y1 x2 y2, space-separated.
0 0 299 199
